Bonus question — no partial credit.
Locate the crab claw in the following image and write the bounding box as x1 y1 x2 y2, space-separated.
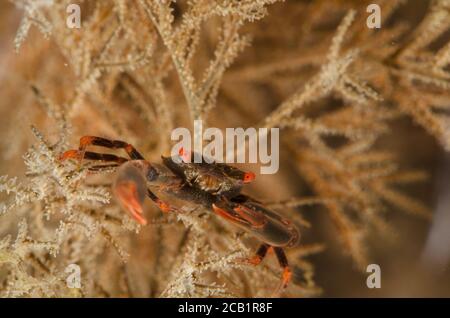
113 181 147 225
113 162 149 225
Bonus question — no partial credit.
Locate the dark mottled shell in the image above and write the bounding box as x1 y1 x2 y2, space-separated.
161 153 245 196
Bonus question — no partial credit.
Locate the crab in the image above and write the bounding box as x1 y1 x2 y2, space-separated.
60 136 301 293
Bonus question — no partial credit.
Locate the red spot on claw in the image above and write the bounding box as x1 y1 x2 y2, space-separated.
243 172 255 183
114 181 147 226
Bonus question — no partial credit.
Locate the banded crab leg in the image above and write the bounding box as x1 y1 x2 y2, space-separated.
60 136 145 162
60 150 128 171
273 247 292 294
247 244 271 265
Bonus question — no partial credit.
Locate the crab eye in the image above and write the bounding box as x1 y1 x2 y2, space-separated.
243 172 255 183
146 166 158 181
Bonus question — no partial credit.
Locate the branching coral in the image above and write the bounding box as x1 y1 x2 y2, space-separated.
0 0 448 297
0 219 63 297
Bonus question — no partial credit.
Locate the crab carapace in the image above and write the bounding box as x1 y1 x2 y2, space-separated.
60 136 300 292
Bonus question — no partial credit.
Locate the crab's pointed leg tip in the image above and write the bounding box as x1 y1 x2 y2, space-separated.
279 268 292 292
270 267 292 297
59 150 80 161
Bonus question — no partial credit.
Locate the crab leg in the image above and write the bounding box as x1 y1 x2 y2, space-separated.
79 136 144 159
146 189 172 213
60 150 129 163
212 202 253 227
213 197 298 293
60 136 145 162
88 164 121 171
274 247 292 293
247 244 271 265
